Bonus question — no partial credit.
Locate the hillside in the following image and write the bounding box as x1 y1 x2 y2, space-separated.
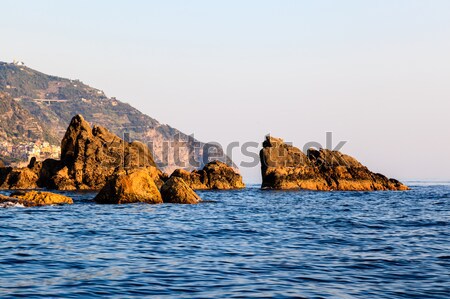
0 61 230 172
0 92 57 143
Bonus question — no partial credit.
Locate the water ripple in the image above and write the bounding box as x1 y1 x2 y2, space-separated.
0 185 449 298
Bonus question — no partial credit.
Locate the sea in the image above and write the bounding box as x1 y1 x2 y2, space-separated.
0 183 449 298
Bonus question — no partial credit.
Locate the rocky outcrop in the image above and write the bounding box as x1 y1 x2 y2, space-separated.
94 168 163 204
260 136 329 190
0 114 164 191
160 177 202 204
0 191 74 207
171 168 208 190
143 166 168 189
260 135 409 191
171 161 245 190
0 165 39 190
307 148 408 191
58 114 158 190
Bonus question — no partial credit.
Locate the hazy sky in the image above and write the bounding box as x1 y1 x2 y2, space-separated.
2 0 450 182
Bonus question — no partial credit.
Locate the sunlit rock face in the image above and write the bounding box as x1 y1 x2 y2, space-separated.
170 161 245 190
0 114 164 191
260 135 409 191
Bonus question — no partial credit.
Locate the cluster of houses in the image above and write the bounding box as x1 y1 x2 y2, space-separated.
0 140 60 167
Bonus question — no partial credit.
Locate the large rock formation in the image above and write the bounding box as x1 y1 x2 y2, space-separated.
260 136 408 191
94 168 163 204
58 114 157 190
0 191 74 207
0 114 165 190
170 160 245 190
160 177 202 204
260 136 329 190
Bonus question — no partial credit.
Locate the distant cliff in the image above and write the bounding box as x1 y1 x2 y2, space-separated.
0 61 231 171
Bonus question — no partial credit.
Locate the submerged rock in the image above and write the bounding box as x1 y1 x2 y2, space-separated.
260 135 409 191
7 191 73 207
160 177 202 204
171 161 245 190
94 168 163 204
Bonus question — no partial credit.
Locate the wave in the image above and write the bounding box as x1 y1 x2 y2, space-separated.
0 201 25 208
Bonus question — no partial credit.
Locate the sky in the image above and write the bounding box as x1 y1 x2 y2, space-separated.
2 0 450 183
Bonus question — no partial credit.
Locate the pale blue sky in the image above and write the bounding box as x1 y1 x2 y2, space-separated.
2 0 450 182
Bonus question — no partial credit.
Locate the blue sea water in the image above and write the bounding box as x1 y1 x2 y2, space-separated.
0 184 449 299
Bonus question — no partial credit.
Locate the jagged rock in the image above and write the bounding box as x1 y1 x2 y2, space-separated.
170 161 245 190
0 167 39 189
143 165 168 189
171 168 207 189
260 136 329 190
0 114 164 191
0 157 64 190
94 168 163 204
0 167 11 187
160 177 202 204
7 191 73 207
202 161 246 189
0 157 62 190
307 148 409 191
50 166 77 191
58 114 158 190
260 135 409 191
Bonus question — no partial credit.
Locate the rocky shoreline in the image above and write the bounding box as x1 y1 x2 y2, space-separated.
0 116 409 207
0 114 245 206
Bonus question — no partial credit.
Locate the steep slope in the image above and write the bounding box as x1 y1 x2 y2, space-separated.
0 61 230 172
0 92 56 143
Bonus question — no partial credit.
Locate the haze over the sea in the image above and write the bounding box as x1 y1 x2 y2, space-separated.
3 0 450 183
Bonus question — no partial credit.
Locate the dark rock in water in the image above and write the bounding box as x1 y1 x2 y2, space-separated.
171 161 245 190
160 177 202 204
94 168 163 204
33 158 71 190
260 135 409 191
3 191 73 207
0 167 11 187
